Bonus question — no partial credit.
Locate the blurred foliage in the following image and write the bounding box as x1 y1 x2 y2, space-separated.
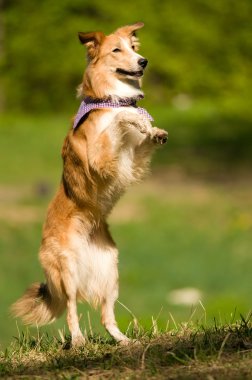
1 0 252 110
1 0 252 163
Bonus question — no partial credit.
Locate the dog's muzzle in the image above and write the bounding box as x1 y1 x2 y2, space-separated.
116 58 148 78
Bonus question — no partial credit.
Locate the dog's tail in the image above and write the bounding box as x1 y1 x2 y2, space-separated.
11 282 65 326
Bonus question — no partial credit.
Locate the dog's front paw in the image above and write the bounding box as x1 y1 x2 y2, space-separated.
152 127 168 145
118 338 132 346
116 111 152 134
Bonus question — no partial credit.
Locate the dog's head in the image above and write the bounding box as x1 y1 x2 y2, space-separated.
78 23 147 99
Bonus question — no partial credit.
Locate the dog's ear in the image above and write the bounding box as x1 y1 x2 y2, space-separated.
115 22 144 37
78 31 105 60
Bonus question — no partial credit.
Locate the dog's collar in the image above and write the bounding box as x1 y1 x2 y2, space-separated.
73 96 153 130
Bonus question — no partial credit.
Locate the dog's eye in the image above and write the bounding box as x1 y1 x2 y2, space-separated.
131 45 135 51
112 48 121 53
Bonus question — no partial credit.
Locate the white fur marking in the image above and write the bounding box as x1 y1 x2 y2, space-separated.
69 231 118 307
111 80 143 99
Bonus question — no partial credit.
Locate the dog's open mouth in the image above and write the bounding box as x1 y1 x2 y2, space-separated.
116 68 143 78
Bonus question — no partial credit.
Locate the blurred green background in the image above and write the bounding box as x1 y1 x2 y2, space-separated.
0 0 252 348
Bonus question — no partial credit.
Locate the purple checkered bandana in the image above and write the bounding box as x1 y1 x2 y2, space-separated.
73 96 154 130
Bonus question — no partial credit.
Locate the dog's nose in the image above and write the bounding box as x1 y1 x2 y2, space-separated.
138 58 148 68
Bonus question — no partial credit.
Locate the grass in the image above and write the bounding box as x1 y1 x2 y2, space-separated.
1 316 252 379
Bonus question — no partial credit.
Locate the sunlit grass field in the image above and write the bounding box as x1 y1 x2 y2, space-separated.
0 111 252 349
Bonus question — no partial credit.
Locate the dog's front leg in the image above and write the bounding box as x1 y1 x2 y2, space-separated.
86 129 122 179
132 126 168 175
115 110 153 136
86 112 150 178
115 112 168 147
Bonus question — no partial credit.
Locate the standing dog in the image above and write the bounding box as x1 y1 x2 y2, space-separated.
12 22 168 346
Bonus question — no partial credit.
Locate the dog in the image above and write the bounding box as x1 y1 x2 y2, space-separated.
12 22 168 346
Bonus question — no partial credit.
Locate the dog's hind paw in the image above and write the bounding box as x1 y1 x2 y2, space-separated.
118 338 141 347
71 334 86 348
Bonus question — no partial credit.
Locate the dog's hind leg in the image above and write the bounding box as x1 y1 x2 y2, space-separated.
62 269 85 347
66 296 85 347
101 289 130 345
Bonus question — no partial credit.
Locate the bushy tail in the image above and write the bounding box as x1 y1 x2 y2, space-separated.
11 282 65 326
